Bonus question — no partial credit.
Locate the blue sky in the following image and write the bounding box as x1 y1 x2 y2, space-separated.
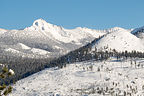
0 0 144 30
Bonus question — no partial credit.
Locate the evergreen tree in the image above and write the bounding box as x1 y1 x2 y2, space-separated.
0 65 14 96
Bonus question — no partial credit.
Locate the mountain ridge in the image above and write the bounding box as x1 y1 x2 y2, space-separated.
0 19 143 58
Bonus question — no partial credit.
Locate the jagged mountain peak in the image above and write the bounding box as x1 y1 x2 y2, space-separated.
33 18 48 26
25 18 63 31
32 18 56 28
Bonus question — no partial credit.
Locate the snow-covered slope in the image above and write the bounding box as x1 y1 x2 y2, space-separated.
10 58 144 96
31 48 50 55
3 42 51 58
92 28 144 52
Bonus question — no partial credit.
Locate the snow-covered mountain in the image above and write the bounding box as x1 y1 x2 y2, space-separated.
0 19 133 58
24 19 107 44
92 28 144 52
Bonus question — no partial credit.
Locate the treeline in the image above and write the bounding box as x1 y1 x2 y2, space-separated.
0 55 54 85
49 48 144 69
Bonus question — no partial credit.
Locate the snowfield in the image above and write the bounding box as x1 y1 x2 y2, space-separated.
9 57 144 96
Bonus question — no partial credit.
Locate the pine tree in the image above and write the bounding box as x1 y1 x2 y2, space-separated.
0 65 14 96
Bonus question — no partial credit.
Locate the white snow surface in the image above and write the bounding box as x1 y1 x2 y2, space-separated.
9 58 144 96
4 45 50 58
15 43 31 50
5 48 20 53
92 29 144 52
31 48 50 55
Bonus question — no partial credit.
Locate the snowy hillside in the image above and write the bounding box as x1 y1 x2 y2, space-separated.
0 19 132 58
9 58 144 96
92 28 144 52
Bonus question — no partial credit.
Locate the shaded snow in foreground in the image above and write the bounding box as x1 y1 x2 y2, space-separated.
9 58 144 96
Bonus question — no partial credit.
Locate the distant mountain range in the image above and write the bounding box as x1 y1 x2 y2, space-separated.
0 19 144 58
